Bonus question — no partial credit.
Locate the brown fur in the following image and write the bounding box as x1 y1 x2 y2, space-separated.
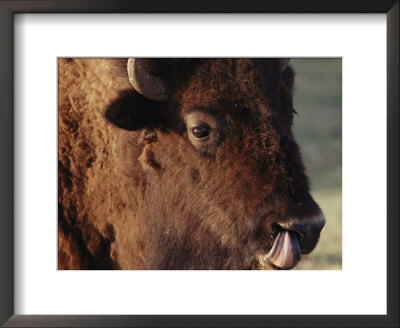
58 58 322 270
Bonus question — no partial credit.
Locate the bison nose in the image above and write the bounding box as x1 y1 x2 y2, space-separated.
277 214 325 254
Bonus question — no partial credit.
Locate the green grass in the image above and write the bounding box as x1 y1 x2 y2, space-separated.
291 59 342 270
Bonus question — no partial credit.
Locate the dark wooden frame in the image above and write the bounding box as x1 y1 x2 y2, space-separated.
0 1 398 327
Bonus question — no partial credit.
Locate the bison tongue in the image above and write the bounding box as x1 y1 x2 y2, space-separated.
265 231 301 270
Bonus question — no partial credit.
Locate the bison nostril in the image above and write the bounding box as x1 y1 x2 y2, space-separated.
279 223 309 238
278 215 325 235
276 215 326 254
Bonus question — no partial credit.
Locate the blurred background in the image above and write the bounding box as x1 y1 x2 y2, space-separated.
290 58 342 270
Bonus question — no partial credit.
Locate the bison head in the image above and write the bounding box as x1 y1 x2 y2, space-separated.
105 58 325 270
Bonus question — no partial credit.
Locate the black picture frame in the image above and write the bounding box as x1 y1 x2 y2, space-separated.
0 1 398 327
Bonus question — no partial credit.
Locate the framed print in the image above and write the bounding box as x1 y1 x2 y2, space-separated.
0 1 398 327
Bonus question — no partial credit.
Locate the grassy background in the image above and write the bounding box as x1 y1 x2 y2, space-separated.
291 59 342 270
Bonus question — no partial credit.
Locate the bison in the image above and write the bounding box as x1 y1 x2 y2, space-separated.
58 58 325 270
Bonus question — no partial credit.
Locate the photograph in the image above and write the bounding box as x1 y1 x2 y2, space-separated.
1 0 396 325
58 58 342 270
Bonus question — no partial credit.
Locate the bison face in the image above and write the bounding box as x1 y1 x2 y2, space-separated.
105 58 325 270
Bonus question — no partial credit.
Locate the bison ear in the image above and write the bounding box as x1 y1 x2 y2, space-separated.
105 91 166 131
280 58 291 72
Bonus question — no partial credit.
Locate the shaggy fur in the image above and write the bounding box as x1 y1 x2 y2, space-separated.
58 58 323 270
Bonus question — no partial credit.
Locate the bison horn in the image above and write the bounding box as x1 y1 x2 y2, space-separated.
280 58 291 72
127 58 168 102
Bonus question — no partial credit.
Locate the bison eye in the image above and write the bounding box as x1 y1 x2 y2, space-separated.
191 124 210 139
185 111 224 155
